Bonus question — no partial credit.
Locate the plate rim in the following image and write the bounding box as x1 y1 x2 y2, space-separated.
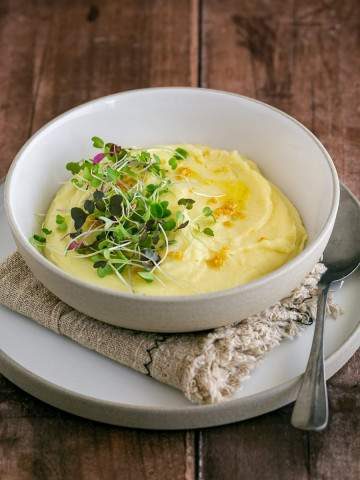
0 318 359 429
0 180 359 429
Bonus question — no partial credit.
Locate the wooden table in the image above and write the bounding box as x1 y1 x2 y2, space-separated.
0 1 359 478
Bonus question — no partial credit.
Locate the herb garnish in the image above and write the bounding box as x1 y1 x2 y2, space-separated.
178 198 195 210
56 214 67 231
203 227 214 236
32 139 218 287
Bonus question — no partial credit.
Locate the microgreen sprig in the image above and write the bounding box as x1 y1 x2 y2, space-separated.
168 147 188 170
47 139 194 285
31 139 219 287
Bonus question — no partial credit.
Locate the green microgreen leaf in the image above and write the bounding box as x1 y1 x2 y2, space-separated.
146 184 157 195
139 151 151 163
71 178 84 189
93 190 105 201
97 264 113 277
92 136 104 148
202 206 213 217
145 219 156 231
102 249 111 260
105 143 127 162
91 177 102 188
90 254 104 263
178 198 195 210
109 195 123 216
137 271 154 283
55 214 67 231
42 227 52 235
95 199 106 211
98 239 111 250
174 147 188 159
150 203 164 218
83 165 92 181
106 167 120 183
71 207 88 230
158 201 171 218
203 227 214 236
93 260 107 269
168 157 178 170
113 224 129 241
30 235 46 250
149 163 161 176
176 220 189 230
84 199 95 214
33 234 46 243
66 162 82 175
57 223 67 232
163 219 176 231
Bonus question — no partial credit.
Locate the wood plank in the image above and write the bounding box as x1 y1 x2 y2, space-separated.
0 0 199 178
30 0 199 132
0 0 51 179
0 377 195 480
202 0 360 196
200 0 360 478
199 353 360 480
0 0 198 478
309 358 360 479
200 407 309 480
329 348 359 389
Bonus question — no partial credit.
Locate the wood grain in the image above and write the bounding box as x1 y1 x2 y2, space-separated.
0 0 197 478
0 0 50 180
199 405 310 480
202 0 360 196
199 353 360 480
200 0 360 478
30 0 199 132
0 0 199 178
0 0 359 478
0 377 195 480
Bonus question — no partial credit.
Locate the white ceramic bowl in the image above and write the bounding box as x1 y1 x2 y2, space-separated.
5 88 339 332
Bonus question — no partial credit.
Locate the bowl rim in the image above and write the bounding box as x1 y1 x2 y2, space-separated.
5 87 340 303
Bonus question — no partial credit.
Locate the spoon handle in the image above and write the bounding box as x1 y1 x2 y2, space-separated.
291 283 330 431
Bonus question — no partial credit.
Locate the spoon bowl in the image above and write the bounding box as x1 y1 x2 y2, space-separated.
321 186 360 283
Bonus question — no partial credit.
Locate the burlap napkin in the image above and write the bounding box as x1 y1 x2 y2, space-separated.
0 252 340 404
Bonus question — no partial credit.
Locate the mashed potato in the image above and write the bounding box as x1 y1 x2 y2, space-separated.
43 145 307 295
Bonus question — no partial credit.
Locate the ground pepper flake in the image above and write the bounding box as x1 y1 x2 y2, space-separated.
176 166 193 178
213 200 245 219
223 220 234 228
206 246 230 269
168 250 184 261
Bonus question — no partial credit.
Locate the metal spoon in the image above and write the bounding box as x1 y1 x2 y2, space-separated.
291 184 360 431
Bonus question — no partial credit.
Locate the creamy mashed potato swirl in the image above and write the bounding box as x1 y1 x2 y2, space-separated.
43 145 307 295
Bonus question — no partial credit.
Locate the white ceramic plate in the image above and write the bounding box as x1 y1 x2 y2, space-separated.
0 182 359 429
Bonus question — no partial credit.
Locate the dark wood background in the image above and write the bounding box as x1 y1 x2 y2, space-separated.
0 1 359 478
